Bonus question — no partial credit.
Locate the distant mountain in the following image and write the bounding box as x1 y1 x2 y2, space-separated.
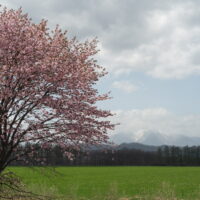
132 131 200 146
117 142 158 152
82 142 158 152
133 131 168 146
170 135 200 146
82 132 200 153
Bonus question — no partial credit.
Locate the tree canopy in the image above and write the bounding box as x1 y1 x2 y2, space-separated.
0 7 114 173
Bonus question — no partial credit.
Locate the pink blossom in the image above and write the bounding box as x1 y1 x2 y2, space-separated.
0 7 115 172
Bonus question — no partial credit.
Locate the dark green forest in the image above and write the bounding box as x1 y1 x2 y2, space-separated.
10 144 200 166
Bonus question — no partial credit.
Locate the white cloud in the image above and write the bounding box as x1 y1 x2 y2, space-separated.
109 108 200 143
112 81 138 93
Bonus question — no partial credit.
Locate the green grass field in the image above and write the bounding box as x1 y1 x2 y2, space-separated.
8 166 200 199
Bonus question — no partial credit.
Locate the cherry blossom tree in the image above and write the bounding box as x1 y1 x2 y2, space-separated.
0 7 114 173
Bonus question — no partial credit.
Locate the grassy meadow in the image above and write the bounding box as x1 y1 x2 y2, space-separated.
7 166 200 200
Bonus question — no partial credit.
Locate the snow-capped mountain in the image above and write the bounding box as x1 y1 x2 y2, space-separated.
133 131 169 146
84 132 200 152
132 130 200 146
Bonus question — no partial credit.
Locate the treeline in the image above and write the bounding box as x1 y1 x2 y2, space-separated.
11 144 200 166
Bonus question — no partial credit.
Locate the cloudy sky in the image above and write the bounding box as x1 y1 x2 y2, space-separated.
2 0 200 143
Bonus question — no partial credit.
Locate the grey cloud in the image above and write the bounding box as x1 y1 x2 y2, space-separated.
3 0 200 78
3 0 172 44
